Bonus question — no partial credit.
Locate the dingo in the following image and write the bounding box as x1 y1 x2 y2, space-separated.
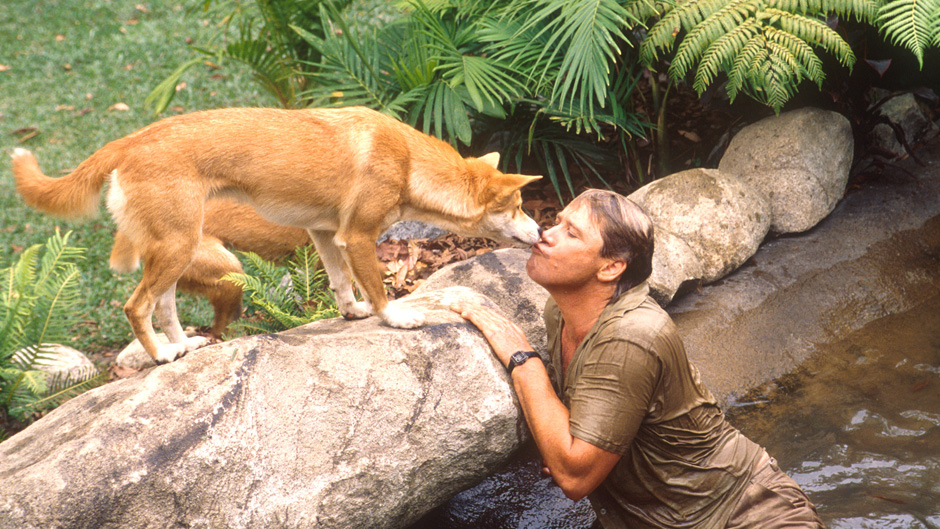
11 107 541 364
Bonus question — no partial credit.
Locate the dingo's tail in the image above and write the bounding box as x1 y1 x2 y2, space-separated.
11 147 112 220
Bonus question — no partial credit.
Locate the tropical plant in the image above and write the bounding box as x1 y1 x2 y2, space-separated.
296 0 651 199
222 245 338 335
147 0 353 113
0 231 106 438
877 0 940 67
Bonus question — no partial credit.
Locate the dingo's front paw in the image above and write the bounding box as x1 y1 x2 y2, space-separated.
153 343 187 365
341 301 373 320
379 305 426 329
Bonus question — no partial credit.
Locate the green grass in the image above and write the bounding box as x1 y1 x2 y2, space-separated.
0 0 263 356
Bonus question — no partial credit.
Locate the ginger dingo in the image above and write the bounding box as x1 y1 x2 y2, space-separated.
11 107 541 364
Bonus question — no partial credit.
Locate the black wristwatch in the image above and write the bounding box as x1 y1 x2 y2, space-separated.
507 351 541 375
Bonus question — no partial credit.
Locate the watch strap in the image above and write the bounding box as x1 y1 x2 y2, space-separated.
508 350 541 375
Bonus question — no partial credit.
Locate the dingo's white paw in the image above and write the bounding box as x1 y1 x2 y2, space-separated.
379 305 426 329
153 343 187 365
341 301 373 320
183 335 209 352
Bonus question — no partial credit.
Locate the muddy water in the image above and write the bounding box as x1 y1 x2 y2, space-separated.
726 292 940 528
411 293 940 528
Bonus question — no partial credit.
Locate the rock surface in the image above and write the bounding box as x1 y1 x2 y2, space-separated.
870 91 940 158
629 168 770 301
718 107 854 234
0 287 530 529
13 344 99 381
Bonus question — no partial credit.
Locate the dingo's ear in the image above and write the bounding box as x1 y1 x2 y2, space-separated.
519 174 542 186
479 152 500 169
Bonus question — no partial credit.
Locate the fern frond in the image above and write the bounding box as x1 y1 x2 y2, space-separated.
877 0 940 67
764 26 824 83
727 34 769 100
692 19 761 92
769 0 880 21
768 8 856 67
669 0 761 78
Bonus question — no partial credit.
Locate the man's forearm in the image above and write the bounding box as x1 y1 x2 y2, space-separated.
511 361 621 500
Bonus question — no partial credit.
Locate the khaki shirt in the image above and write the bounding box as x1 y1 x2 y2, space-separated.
545 282 765 529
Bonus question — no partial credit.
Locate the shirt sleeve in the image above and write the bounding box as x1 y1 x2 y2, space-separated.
567 337 662 455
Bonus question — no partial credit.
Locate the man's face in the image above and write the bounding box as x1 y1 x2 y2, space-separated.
526 202 608 292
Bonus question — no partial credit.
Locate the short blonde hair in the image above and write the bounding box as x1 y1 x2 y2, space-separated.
569 189 654 300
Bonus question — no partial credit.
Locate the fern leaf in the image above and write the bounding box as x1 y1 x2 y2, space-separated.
764 26 824 83
768 9 856 67
670 0 761 79
877 0 940 67
692 19 761 92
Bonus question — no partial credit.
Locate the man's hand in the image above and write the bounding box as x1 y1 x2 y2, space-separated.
450 302 532 368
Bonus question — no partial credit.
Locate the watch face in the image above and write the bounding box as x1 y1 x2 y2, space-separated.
511 352 528 365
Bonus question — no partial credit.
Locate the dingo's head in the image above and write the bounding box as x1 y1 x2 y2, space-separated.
468 153 542 247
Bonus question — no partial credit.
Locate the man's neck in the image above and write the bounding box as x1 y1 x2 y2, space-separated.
550 283 615 347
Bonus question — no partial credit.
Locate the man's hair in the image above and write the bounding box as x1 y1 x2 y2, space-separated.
570 189 654 300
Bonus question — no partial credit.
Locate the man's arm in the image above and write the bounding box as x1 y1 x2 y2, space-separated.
451 302 621 501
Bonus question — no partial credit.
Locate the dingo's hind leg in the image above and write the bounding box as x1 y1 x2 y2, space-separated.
154 284 209 355
125 228 206 364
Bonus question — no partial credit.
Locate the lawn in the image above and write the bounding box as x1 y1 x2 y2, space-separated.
0 0 264 357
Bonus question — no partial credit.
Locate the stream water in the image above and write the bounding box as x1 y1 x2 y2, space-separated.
412 293 940 528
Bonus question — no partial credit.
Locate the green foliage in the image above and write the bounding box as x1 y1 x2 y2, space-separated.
877 0 940 67
223 245 338 335
296 0 649 200
0 231 107 434
639 0 879 111
147 0 352 113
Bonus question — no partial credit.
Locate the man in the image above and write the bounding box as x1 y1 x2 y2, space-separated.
451 189 823 528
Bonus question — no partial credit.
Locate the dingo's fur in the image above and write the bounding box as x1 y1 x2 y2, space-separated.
11 107 541 364
109 198 312 339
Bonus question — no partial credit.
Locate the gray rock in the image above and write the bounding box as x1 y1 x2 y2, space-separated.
415 249 550 354
870 91 940 157
718 107 854 234
380 220 447 243
646 228 704 306
629 168 770 288
12 344 99 381
0 287 529 529
115 328 202 370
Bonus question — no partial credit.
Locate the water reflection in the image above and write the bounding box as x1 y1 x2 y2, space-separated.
411 293 940 528
726 293 940 529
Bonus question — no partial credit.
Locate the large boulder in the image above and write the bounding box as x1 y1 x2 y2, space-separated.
0 285 531 529
718 107 853 234
628 168 770 303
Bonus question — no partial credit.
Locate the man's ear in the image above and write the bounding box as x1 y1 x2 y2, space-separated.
597 259 627 284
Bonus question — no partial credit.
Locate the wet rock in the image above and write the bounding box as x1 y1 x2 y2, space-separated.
718 107 853 234
0 287 529 529
629 168 770 302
